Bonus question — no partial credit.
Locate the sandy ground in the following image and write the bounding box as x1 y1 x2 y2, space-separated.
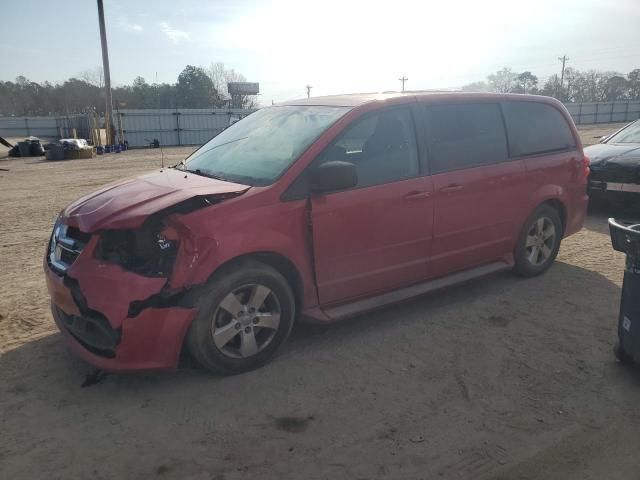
576 122 628 146
2 125 640 479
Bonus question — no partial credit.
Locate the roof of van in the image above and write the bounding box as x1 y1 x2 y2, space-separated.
280 91 555 108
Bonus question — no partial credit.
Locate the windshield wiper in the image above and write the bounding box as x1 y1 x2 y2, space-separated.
184 168 227 181
172 159 228 181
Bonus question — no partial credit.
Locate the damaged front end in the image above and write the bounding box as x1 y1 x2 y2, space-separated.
45 171 249 371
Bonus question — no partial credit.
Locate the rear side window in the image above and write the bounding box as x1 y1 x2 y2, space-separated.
501 101 576 157
424 103 508 173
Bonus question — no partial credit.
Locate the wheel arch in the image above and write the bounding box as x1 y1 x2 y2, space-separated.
204 251 305 315
540 198 567 234
513 196 568 252
512 197 566 277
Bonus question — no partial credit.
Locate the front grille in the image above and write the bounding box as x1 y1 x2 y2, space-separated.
48 222 90 274
55 305 121 358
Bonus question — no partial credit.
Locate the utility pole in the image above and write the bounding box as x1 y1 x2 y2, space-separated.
97 0 116 145
558 55 569 100
305 85 312 98
398 76 408 92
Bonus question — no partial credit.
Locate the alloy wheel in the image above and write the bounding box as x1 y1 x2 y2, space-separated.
211 284 281 359
525 217 556 266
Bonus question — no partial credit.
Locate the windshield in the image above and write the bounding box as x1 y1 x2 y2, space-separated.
180 106 349 185
607 121 640 144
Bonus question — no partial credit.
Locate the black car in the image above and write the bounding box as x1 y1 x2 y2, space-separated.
587 119 640 208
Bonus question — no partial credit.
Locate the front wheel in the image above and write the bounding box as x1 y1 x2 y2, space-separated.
186 259 295 374
513 205 563 277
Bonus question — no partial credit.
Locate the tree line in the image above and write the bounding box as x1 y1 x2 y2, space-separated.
0 63 257 116
463 67 640 102
3 63 639 117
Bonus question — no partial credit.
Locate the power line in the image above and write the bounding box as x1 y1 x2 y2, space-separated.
558 55 569 99
473 50 638 88
398 76 408 92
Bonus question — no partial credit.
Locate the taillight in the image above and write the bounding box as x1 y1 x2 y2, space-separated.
582 155 590 179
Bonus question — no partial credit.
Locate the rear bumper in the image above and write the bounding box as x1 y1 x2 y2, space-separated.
565 193 589 237
45 263 197 372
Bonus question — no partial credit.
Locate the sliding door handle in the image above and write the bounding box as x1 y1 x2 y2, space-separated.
404 190 431 200
440 184 463 193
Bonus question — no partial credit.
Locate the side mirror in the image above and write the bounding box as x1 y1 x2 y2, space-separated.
310 161 358 194
599 135 608 143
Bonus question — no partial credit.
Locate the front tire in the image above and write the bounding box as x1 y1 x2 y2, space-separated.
186 259 295 375
614 341 631 364
513 205 563 277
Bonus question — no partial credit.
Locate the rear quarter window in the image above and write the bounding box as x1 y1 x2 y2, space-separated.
501 101 576 157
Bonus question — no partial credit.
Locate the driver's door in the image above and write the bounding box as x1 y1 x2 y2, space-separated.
310 106 434 305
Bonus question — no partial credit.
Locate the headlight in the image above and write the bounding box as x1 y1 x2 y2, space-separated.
48 217 63 255
96 223 178 277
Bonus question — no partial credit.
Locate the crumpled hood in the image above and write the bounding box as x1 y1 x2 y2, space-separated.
62 168 250 232
586 143 640 183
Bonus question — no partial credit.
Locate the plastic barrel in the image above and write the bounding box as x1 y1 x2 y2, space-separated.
18 141 31 157
609 219 640 366
104 145 111 153
115 144 121 153
96 146 104 155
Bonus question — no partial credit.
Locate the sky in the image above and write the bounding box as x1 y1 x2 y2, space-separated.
1 0 639 104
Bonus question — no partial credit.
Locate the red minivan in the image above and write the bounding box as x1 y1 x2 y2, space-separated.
44 92 589 374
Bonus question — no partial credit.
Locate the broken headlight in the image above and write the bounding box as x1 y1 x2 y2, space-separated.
96 222 178 278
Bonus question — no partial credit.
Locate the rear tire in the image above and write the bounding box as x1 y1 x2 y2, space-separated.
186 259 295 375
513 204 563 277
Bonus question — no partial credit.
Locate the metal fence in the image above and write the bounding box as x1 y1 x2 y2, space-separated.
564 100 640 125
0 109 255 147
0 115 89 140
118 108 255 147
2 101 639 147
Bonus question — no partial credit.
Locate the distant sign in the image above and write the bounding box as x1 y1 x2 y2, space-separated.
228 82 259 95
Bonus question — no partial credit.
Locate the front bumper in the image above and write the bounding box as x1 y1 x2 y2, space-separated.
589 180 640 195
45 261 197 372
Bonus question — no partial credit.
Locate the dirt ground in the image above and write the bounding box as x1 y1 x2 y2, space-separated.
2 124 640 479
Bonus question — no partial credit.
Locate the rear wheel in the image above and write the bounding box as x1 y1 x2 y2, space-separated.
186 259 295 374
513 205 563 277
